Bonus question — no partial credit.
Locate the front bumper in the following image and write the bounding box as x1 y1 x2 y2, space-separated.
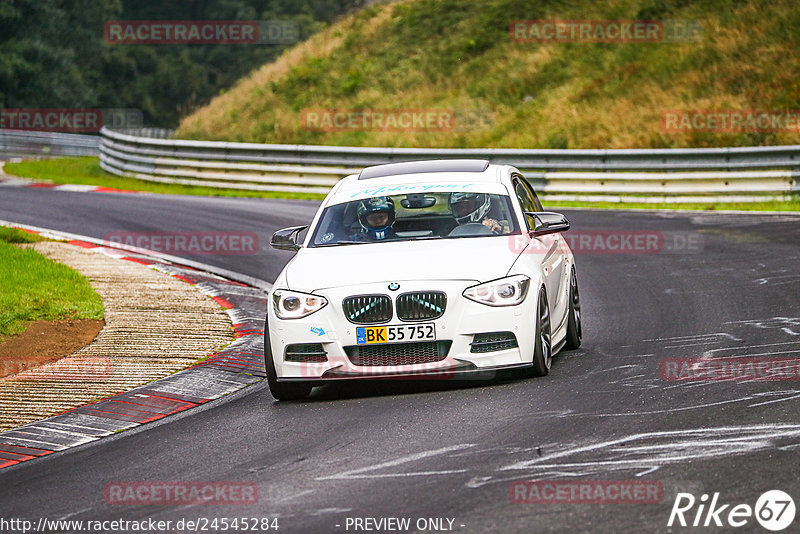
268 280 538 381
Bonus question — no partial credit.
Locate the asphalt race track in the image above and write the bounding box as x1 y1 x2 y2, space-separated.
1 187 800 533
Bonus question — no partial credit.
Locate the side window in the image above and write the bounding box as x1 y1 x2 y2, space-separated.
513 175 541 229
523 177 544 212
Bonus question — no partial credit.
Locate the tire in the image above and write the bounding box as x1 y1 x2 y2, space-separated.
563 267 582 350
520 287 552 378
264 316 312 401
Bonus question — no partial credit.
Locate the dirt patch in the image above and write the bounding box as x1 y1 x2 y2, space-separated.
0 319 104 378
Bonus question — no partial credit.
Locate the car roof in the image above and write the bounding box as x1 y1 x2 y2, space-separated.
329 159 509 203
357 159 490 180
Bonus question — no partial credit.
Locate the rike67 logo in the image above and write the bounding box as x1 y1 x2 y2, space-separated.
668 490 796 531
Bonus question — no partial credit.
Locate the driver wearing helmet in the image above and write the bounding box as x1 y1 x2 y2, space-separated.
352 196 396 241
449 192 508 234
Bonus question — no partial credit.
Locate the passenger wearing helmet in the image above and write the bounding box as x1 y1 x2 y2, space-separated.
353 196 396 241
449 192 508 234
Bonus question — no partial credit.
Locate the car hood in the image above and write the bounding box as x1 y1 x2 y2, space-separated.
285 237 521 291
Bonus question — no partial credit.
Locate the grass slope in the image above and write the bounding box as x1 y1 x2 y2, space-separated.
0 227 104 340
176 0 800 149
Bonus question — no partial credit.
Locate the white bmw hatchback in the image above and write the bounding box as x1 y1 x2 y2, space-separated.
265 159 581 400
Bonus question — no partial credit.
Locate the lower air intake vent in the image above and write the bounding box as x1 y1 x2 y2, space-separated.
285 343 328 363
344 341 452 366
470 332 518 353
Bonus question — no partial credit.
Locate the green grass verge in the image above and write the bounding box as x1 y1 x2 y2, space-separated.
0 227 104 340
0 226 47 244
3 157 327 200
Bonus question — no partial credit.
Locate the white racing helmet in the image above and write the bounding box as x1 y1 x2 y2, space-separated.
449 192 491 224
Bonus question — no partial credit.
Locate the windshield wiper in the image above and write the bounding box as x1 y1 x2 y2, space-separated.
313 240 369 247
313 236 448 247
410 235 444 241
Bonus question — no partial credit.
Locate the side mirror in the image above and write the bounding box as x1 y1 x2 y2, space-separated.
270 225 308 252
526 212 570 237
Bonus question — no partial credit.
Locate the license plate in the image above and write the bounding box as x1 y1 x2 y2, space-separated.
356 323 436 345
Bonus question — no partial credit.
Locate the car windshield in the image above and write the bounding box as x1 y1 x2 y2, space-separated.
309 192 520 247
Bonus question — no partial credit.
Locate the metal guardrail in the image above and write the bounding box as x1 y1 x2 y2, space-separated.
110 128 174 139
97 127 799 202
0 130 100 158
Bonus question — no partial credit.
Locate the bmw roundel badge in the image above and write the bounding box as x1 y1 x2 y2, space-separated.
388 282 400 291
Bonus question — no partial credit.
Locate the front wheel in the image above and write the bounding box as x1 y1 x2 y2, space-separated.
519 287 552 379
563 267 582 350
264 316 312 401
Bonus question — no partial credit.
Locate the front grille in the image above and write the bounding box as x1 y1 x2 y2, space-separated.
344 341 452 366
396 291 446 321
285 343 328 363
342 295 393 324
470 332 518 353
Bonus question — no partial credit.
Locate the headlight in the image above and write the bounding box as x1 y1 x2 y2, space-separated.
272 289 328 319
463 275 531 307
